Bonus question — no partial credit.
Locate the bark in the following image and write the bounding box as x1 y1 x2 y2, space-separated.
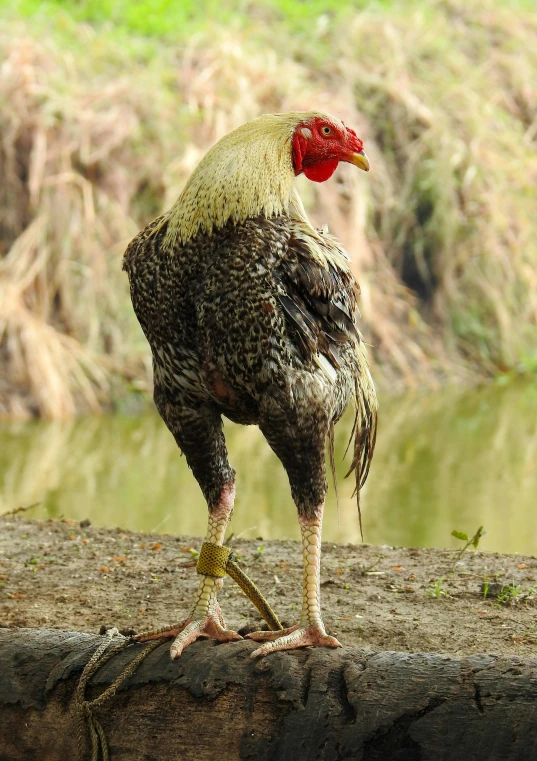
1 627 537 761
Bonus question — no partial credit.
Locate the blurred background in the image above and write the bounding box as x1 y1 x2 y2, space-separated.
0 0 536 553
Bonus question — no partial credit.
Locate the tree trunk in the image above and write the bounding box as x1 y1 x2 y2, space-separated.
1 627 537 761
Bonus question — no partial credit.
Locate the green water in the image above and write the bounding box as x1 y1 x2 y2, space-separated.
1 381 536 555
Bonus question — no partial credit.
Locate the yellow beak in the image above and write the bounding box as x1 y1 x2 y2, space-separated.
348 150 370 172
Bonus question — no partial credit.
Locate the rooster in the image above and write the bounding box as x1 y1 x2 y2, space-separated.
123 111 377 658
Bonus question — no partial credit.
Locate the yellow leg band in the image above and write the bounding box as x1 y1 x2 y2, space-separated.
196 542 231 577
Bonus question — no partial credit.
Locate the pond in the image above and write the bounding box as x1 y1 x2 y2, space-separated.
1 381 536 556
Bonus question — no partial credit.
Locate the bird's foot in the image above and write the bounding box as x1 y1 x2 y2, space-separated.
246 624 341 657
133 609 242 659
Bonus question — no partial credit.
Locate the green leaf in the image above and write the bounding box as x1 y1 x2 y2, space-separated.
471 526 486 548
451 530 468 541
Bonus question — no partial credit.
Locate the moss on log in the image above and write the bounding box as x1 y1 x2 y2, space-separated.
1 628 537 760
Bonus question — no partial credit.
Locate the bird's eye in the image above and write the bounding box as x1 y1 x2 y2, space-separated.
321 126 332 136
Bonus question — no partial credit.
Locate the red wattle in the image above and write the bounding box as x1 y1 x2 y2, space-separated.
303 159 339 183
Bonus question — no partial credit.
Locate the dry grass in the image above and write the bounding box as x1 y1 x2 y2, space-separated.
1 0 536 418
340 0 537 372
0 30 172 416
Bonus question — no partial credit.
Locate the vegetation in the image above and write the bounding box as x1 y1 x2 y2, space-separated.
496 584 523 606
1 0 536 417
450 526 486 572
426 577 449 599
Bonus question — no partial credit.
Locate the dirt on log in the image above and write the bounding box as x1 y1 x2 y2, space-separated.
1 628 537 761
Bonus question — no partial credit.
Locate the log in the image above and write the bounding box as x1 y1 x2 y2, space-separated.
1 627 537 761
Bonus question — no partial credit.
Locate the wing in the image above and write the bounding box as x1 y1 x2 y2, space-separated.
276 227 361 375
276 224 377 526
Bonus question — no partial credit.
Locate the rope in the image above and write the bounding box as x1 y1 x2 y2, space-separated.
226 555 282 631
75 629 165 761
75 543 282 760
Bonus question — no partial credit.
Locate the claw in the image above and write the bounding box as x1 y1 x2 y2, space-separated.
248 624 342 657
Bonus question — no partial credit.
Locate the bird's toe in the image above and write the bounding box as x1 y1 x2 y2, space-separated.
250 625 342 657
245 624 300 643
170 615 243 660
132 622 187 643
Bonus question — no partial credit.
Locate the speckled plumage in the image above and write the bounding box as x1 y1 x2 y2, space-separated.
123 111 378 656
124 206 376 514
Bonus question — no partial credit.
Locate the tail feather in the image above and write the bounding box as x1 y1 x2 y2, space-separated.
345 374 378 540
327 421 340 527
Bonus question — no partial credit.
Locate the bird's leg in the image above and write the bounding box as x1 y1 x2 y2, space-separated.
247 505 341 657
134 484 242 658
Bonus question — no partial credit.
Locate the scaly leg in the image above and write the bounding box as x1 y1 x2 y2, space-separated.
246 505 341 657
134 485 242 658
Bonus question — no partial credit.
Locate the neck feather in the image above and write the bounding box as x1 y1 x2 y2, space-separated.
164 115 304 247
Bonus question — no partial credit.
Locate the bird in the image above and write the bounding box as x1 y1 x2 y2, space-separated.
123 111 378 659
